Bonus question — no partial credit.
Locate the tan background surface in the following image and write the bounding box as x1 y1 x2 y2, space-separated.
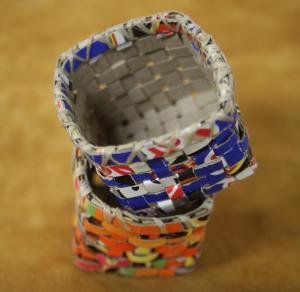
0 0 299 291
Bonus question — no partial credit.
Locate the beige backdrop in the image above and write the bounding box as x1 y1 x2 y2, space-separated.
0 0 299 291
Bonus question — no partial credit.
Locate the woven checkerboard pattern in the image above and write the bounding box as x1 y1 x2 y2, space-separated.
65 33 217 145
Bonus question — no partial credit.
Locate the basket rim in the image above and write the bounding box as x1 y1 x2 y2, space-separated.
54 10 235 165
73 148 214 227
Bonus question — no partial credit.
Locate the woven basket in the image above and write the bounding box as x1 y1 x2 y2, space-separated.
53 11 257 276
54 11 257 215
72 149 213 277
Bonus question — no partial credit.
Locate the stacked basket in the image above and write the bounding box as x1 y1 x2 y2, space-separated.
54 11 257 277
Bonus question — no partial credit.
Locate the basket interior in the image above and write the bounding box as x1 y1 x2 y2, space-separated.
70 33 218 146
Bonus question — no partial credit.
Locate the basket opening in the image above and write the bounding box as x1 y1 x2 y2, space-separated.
70 33 218 146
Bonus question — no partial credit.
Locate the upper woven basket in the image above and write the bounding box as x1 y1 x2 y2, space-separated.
54 11 236 166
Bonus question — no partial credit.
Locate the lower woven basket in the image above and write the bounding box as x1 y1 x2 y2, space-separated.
72 149 214 277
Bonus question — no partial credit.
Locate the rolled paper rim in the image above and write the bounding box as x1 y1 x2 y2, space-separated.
54 10 236 165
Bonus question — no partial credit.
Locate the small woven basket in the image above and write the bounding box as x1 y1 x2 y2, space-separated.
54 11 257 216
72 149 213 277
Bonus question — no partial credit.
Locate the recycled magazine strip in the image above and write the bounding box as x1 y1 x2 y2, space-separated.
54 11 257 213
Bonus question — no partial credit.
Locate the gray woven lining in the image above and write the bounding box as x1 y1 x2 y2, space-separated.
70 34 218 145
